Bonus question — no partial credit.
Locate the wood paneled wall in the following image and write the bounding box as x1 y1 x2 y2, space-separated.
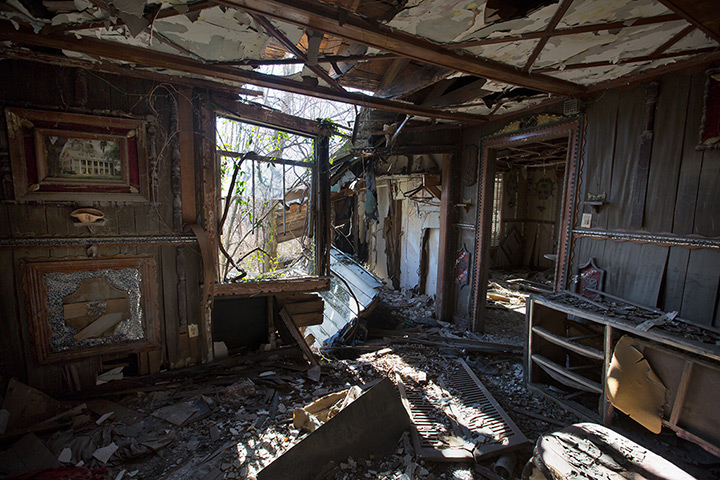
574 71 720 327
0 61 203 392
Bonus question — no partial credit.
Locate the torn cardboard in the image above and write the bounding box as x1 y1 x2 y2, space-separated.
606 335 668 433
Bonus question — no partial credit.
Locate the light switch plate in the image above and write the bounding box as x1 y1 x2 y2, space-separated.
581 213 592 228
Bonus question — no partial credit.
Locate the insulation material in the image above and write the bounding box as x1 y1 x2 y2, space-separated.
153 7 271 62
535 22 687 69
44 268 145 352
558 0 671 29
465 39 541 68
387 0 557 44
667 29 719 54
606 335 668 433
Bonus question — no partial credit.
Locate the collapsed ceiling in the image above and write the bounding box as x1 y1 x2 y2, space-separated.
1 0 719 125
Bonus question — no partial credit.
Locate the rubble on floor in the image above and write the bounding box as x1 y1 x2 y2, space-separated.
1 287 716 480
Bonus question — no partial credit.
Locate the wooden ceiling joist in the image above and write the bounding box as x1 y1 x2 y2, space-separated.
0 26 488 123
450 14 681 49
215 0 585 95
213 95 320 136
0 46 262 97
523 0 575 72
658 0 720 43
249 13 346 92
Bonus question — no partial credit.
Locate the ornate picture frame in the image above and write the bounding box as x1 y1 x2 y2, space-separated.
22 256 160 364
698 68 720 150
6 108 149 202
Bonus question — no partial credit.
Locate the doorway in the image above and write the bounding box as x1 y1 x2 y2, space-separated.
470 119 582 332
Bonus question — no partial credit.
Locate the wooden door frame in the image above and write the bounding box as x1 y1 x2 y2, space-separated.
469 118 583 332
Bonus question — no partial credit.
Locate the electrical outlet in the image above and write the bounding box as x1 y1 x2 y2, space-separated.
581 213 592 228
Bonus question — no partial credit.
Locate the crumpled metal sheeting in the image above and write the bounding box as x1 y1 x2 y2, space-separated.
44 268 145 352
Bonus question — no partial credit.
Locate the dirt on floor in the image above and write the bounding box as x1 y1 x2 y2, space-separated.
1 285 717 480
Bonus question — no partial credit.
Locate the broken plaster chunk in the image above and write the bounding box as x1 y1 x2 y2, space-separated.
58 447 72 463
92 442 118 464
95 411 114 425
306 365 321 382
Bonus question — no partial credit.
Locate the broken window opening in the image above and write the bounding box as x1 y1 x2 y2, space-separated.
216 117 318 282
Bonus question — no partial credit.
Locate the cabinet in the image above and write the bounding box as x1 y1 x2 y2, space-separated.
526 293 720 456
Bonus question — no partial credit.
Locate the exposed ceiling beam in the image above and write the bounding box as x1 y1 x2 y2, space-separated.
215 53 401 67
376 58 411 93
249 13 346 92
532 46 720 72
0 46 263 96
657 0 720 43
450 14 681 48
213 95 320 136
648 24 695 59
523 0 575 72
215 0 584 95
587 50 720 92
42 0 213 33
422 78 490 108
0 26 488 123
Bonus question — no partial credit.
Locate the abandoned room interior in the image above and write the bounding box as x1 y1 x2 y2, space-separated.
1 0 720 478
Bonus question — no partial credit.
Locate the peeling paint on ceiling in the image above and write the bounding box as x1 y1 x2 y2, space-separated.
667 29 718 53
534 22 688 68
465 39 540 68
558 0 671 28
388 0 557 44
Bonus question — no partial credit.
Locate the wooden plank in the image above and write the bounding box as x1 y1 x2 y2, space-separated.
178 87 197 225
278 307 318 366
63 298 130 319
283 300 324 315
214 278 331 297
606 86 647 231
291 312 324 327
531 354 603 394
436 153 456 323
680 248 720 326
213 95 319 136
644 74 689 232
669 360 694 426
161 246 180 366
10 205 47 236
0 28 489 123
0 251 25 381
673 73 706 235
73 312 125 340
532 326 604 360
662 246 691 313
693 145 720 237
657 0 720 43
578 85 617 230
217 0 584 95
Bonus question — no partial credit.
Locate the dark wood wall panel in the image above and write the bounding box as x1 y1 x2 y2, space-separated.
573 70 720 327
672 74 707 235
606 87 646 231
662 246 691 313
644 74 690 233
0 60 202 389
580 89 619 231
693 147 720 237
680 249 720 326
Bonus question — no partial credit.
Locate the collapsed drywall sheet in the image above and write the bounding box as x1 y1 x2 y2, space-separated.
606 335 667 433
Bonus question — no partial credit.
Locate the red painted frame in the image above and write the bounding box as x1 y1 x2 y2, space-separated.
6 108 148 202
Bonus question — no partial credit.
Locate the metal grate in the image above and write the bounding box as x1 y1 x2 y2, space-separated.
398 359 529 461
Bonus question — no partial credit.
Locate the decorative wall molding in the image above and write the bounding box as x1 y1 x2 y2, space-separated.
573 229 720 250
0 234 198 248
